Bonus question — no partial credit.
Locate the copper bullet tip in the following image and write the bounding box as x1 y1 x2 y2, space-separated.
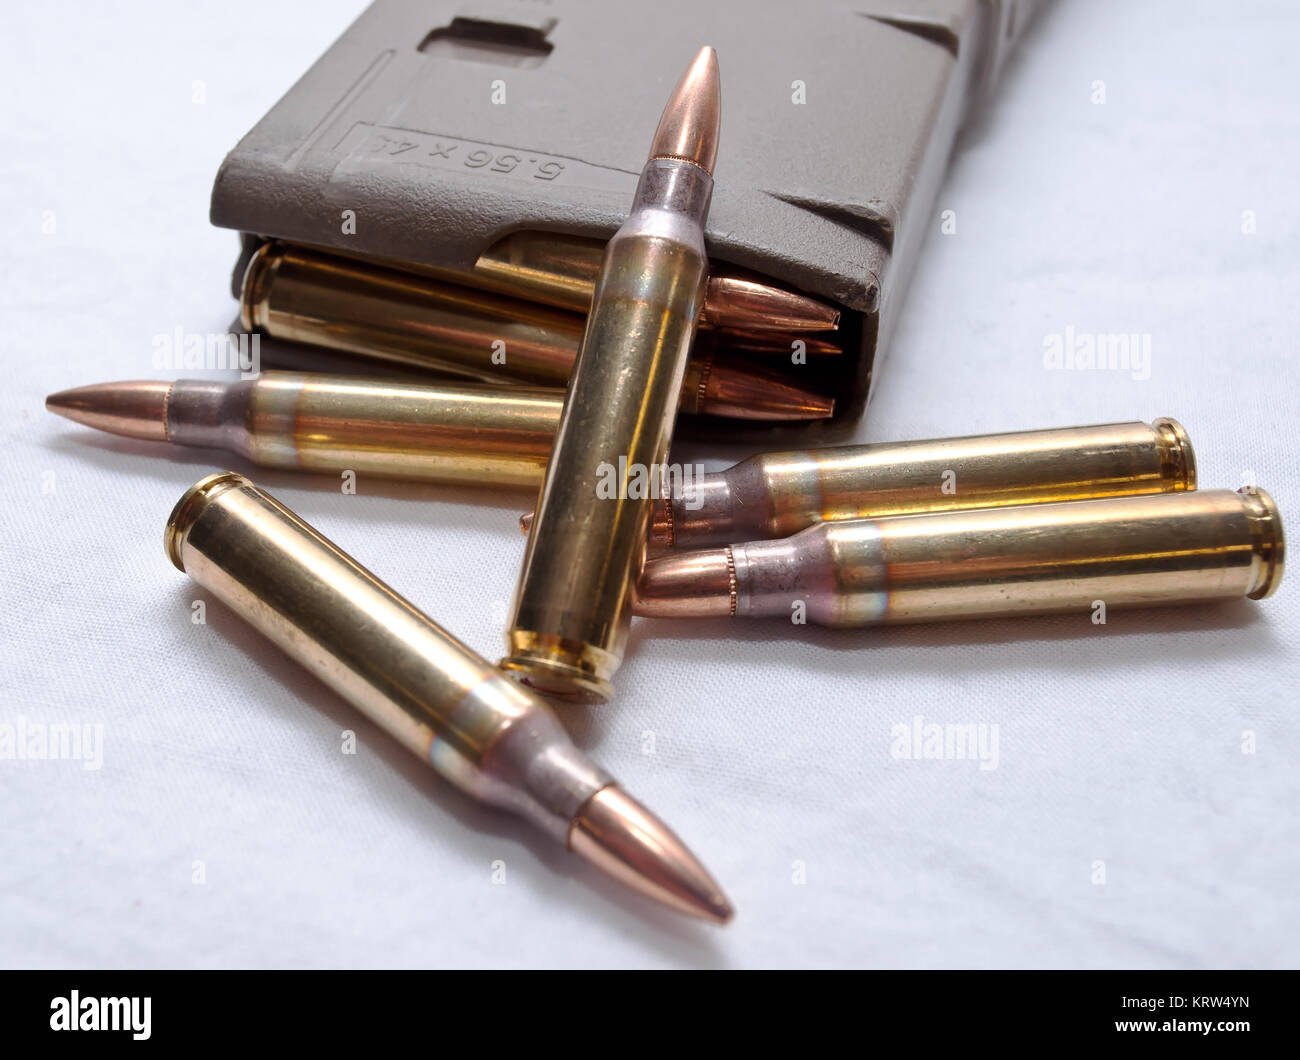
570 786 733 924
649 46 721 175
697 356 836 421
635 548 737 618
45 380 172 443
704 276 842 334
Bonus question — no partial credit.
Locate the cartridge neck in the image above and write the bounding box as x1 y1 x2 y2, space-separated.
731 522 883 626
730 537 810 619
628 157 714 233
663 455 776 548
664 476 734 547
472 708 612 843
166 379 256 457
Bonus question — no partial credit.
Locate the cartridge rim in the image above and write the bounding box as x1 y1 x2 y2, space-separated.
1152 417 1197 491
1239 486 1285 600
500 633 618 705
164 471 251 572
238 242 278 333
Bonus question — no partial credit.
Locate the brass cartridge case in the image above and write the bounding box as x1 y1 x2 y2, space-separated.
653 418 1197 548
413 231 603 317
168 372 559 488
241 241 579 387
163 472 734 922
501 48 720 702
165 472 608 838
405 230 841 333
241 242 830 420
635 488 1284 626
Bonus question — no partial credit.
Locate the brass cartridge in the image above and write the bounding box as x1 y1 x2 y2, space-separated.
654 418 1197 548
391 229 841 333
519 418 1197 547
635 488 1284 626
49 372 560 488
241 242 832 421
165 473 732 922
502 47 722 702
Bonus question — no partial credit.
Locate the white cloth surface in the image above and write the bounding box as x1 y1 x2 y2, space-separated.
2 0 1297 968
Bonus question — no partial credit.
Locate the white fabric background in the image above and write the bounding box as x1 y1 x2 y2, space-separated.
2 0 1297 968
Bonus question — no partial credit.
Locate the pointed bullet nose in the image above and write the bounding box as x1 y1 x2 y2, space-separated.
649 45 721 175
635 547 737 619
704 276 842 334
570 785 734 924
702 357 836 421
45 380 172 442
